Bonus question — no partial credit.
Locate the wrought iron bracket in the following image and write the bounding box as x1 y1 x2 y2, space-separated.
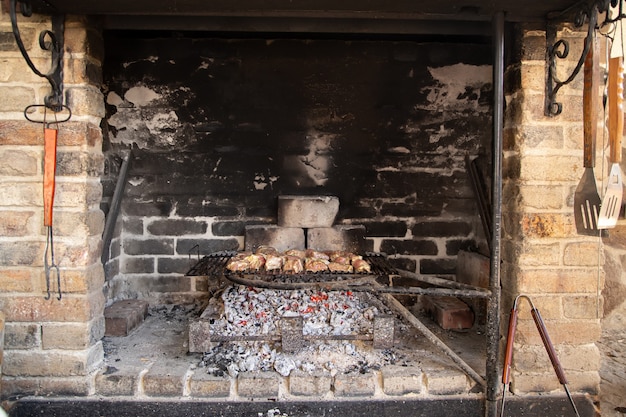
545 1 608 116
9 0 65 112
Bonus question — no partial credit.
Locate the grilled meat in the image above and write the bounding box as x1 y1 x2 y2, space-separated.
352 258 371 273
264 253 284 271
328 262 354 273
283 255 304 273
304 257 329 272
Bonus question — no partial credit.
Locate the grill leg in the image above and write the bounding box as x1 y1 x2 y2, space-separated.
281 316 304 353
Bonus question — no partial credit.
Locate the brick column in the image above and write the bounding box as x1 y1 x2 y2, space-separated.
0 11 105 396
502 24 602 395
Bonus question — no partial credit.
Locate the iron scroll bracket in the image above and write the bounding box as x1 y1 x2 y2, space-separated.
544 0 626 116
9 0 65 112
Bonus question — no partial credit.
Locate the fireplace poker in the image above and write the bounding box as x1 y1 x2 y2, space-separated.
500 295 580 417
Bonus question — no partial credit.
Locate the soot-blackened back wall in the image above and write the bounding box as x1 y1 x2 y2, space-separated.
101 32 493 303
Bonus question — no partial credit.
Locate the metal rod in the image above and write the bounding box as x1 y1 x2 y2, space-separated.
101 151 131 264
486 10 505 417
208 334 373 343
222 273 491 298
380 291 486 388
397 268 491 294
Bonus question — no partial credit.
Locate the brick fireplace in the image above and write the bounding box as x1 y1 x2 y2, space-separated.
0 3 623 416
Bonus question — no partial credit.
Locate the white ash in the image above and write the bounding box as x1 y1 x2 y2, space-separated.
200 340 408 378
259 409 288 417
211 284 390 337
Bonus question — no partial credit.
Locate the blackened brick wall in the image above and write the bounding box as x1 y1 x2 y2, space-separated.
101 32 493 302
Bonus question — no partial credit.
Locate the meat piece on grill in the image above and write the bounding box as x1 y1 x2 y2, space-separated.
328 262 354 273
256 246 278 256
244 254 266 270
284 249 306 259
331 256 351 265
283 256 304 274
349 254 363 263
326 250 344 260
352 258 371 273
226 259 250 272
264 253 283 271
305 249 330 261
305 257 329 272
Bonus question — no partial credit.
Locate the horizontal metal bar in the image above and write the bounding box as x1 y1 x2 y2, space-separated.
396 269 492 294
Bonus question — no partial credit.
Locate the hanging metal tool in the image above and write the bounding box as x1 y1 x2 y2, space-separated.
575 30 602 235
25 106 71 300
500 294 581 417
43 114 61 300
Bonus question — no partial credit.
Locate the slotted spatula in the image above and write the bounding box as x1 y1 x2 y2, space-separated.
598 56 624 229
574 33 602 236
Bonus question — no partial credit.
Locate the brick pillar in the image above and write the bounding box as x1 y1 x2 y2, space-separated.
0 10 105 396
502 24 602 395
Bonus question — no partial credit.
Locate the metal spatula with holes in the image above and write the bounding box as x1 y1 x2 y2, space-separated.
575 33 602 236
598 56 624 229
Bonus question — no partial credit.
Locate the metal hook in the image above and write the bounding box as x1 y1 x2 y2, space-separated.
24 104 72 125
188 244 200 268
44 226 61 300
9 0 66 112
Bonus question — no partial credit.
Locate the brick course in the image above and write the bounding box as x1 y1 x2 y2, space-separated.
502 24 604 389
0 14 106 398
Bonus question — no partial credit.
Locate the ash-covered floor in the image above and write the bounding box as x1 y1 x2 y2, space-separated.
102 300 487 398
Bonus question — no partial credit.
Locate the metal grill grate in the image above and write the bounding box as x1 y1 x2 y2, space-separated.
186 251 397 278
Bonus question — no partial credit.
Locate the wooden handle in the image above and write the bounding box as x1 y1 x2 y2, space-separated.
583 34 599 168
502 308 518 385
43 127 58 227
609 56 624 164
531 308 568 385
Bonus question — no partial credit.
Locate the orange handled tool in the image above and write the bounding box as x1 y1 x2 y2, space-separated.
530 306 579 416
500 295 580 417
499 305 518 416
43 126 61 300
43 127 57 226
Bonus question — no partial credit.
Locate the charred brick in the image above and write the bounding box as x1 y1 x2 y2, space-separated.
446 239 477 255
212 221 246 236
420 258 457 275
245 225 305 252
121 257 154 274
131 275 192 293
147 219 208 236
380 239 438 256
244 206 277 218
123 238 174 256
388 257 417 272
176 238 239 255
212 220 269 237
176 199 241 217
123 217 144 235
412 221 473 237
158 257 192 274
362 221 407 237
307 225 366 253
337 205 377 220
122 199 173 217
380 201 443 217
